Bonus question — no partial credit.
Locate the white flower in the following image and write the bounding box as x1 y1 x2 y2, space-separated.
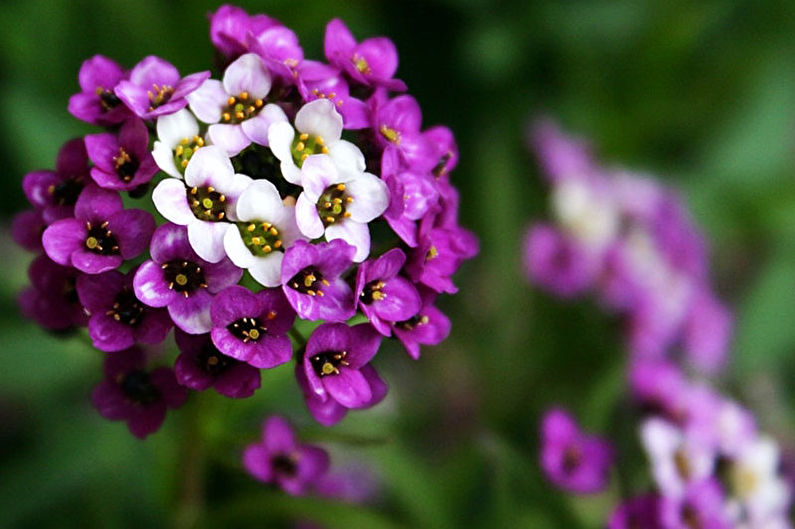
151 109 204 178
552 178 619 249
268 98 365 185
294 155 388 262
152 145 252 263
730 436 791 524
223 180 304 287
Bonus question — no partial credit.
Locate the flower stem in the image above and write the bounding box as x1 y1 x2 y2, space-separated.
289 327 307 348
174 394 206 529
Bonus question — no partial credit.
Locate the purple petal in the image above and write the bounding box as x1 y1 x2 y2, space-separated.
109 209 155 259
74 184 122 222
149 223 197 264
243 445 274 482
222 53 271 99
89 313 136 352
70 249 123 274
168 289 214 334
42 218 85 265
133 260 178 308
76 270 124 312
323 368 372 408
210 285 262 326
263 416 297 453
370 277 421 322
134 309 174 345
207 123 251 157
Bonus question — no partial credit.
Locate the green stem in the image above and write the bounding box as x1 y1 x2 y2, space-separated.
289 327 307 348
174 394 206 529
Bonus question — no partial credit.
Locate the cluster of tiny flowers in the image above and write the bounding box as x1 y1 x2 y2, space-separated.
13 5 477 439
524 120 732 374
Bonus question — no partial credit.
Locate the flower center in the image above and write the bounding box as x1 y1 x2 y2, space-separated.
562 445 582 475
271 453 298 476
316 183 353 226
63 276 79 304
48 176 85 206
113 147 140 182
174 136 205 172
433 152 453 178
674 448 691 480
107 287 145 326
95 87 122 111
84 221 119 255
147 84 174 111
238 221 283 256
197 343 235 376
227 316 271 343
680 504 702 529
187 186 227 222
353 54 372 75
118 370 161 405
221 92 264 124
310 350 350 377
162 260 207 296
287 267 329 297
379 124 401 144
360 280 386 304
291 132 330 167
395 314 429 331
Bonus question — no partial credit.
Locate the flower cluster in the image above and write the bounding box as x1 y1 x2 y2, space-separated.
524 120 732 374
13 5 477 439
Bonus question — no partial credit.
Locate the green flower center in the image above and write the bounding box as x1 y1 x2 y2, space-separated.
310 350 350 377
187 185 226 222
85 221 119 255
174 136 205 173
291 132 330 167
238 221 283 256
220 92 264 124
316 183 353 227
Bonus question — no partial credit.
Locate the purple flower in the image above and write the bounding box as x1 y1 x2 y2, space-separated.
243 415 330 495
209 5 283 64
42 185 155 274
681 287 732 374
355 248 420 336
281 239 356 322
12 209 45 252
369 91 437 173
91 347 187 439
209 285 295 369
174 330 260 398
22 138 90 223
114 56 209 119
660 479 731 529
424 125 459 179
608 494 662 529
296 361 387 427
67 55 130 126
152 145 253 262
294 155 389 262
133 223 242 334
187 53 287 156
245 23 305 81
323 19 406 91
302 323 383 409
84 118 158 191
539 408 614 494
76 268 172 352
297 62 369 129
523 224 599 298
391 287 451 360
19 255 87 331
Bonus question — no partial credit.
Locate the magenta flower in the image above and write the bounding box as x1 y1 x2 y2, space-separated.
11 209 45 252
608 495 662 529
302 323 383 409
22 138 90 224
209 286 296 369
187 53 287 156
391 287 451 360
84 118 158 191
539 408 614 494
42 185 155 274
660 479 731 529
523 224 599 299
76 268 172 352
209 5 283 64
281 239 356 322
18 255 87 331
114 56 209 119
323 19 406 91
91 347 188 439
355 248 420 336
370 91 437 172
295 361 387 427
243 415 330 495
67 55 130 126
296 62 369 129
133 223 242 334
174 330 261 399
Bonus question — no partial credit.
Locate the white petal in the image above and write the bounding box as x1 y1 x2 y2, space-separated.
295 193 324 239
187 79 227 124
300 155 338 201
241 103 287 146
268 121 295 163
222 224 256 268
280 161 302 185
156 108 199 148
295 99 343 141
247 252 284 288
223 53 271 99
152 141 182 179
152 178 193 224
207 123 251 157
273 205 305 247
236 180 284 221
325 220 370 262
344 172 390 223
328 139 365 174
188 221 229 263
185 145 234 187
221 173 254 222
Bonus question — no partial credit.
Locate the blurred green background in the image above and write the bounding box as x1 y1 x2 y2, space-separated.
2 0 795 527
